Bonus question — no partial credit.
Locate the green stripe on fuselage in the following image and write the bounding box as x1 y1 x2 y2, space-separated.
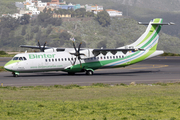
4 60 20 67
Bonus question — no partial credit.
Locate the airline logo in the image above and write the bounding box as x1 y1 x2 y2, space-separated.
29 54 56 59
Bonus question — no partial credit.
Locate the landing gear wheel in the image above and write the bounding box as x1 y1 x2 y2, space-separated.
12 72 18 77
68 72 75 75
86 70 93 75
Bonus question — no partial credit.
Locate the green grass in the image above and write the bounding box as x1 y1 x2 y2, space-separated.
161 52 180 56
0 66 5 72
0 83 180 119
0 54 15 57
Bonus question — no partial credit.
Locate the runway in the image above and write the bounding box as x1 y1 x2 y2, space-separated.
0 56 180 86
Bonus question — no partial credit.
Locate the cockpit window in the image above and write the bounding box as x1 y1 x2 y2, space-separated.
13 57 19 60
19 57 23 60
23 57 27 60
12 57 27 61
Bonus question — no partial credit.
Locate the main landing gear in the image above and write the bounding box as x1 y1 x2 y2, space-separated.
85 70 94 75
67 69 94 75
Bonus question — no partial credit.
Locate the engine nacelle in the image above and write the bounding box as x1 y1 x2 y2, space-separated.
44 48 57 53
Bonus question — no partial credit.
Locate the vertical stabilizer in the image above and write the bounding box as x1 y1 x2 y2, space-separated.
124 18 163 51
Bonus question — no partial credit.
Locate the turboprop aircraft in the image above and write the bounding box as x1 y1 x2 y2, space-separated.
4 18 174 77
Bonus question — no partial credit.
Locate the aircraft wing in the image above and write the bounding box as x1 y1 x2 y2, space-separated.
20 45 65 51
20 45 51 49
92 48 144 56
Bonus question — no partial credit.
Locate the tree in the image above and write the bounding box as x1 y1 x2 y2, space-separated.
97 40 107 48
31 26 39 33
19 14 30 25
74 8 86 17
59 32 71 41
21 25 27 35
46 26 52 35
96 10 111 27
0 16 19 30
43 7 47 13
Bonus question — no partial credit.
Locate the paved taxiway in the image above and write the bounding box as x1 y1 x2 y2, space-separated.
0 56 180 86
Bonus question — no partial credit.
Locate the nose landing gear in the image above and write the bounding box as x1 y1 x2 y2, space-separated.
12 72 19 77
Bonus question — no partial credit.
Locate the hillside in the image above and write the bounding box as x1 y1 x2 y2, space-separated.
68 0 180 12
1 17 180 54
0 0 180 53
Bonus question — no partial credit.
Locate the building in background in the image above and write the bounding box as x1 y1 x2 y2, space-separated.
106 9 123 17
85 5 103 14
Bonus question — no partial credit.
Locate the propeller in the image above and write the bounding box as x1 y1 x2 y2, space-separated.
38 40 47 52
70 42 85 67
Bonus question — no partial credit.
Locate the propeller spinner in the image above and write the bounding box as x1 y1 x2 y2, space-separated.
38 41 47 52
70 42 85 67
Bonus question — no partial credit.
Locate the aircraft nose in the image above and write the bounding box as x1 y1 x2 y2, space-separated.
4 64 11 71
4 61 15 71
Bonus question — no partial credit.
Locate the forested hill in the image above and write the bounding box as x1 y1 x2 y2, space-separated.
0 16 180 54
0 0 180 53
68 0 180 12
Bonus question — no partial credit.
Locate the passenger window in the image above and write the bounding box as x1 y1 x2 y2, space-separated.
45 59 47 62
113 56 115 59
119 56 121 58
61 58 63 61
49 59 51 62
110 56 112 59
71 58 73 61
52 59 54 62
65 58 67 61
116 56 118 58
58 58 60 61
55 59 57 61
107 56 109 59
68 58 70 61
104 57 106 59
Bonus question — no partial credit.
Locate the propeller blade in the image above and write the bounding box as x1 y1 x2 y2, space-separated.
78 42 82 53
79 59 82 68
71 42 84 67
73 57 77 65
38 40 41 50
42 42 47 52
73 42 78 53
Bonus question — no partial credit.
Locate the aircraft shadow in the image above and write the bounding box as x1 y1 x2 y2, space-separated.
4 70 160 77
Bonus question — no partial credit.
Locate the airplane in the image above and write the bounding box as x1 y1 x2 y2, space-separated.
4 18 174 77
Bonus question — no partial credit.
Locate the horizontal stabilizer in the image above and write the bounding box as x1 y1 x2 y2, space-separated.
138 22 175 25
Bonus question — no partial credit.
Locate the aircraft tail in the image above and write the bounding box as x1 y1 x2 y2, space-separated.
121 18 174 51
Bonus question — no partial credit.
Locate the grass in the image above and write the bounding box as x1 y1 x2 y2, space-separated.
0 66 5 72
161 52 180 56
0 83 180 119
0 54 15 57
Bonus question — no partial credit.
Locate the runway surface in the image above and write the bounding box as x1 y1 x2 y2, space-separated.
0 56 180 86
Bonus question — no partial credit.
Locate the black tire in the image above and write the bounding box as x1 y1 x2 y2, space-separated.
86 70 93 75
13 72 18 77
68 72 75 75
